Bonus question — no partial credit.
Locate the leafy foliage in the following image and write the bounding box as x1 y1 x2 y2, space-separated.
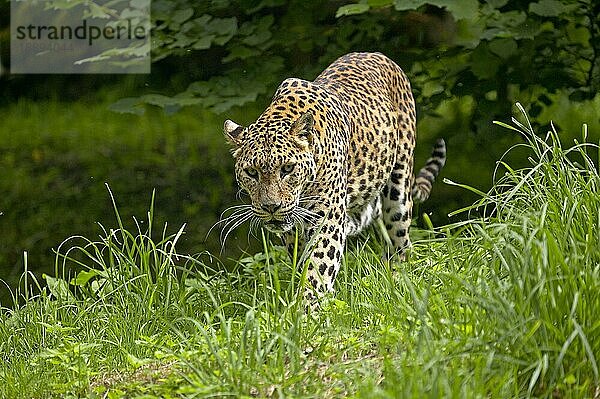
107 0 600 138
331 0 600 132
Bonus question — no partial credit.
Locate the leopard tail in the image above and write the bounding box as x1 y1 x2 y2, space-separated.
412 138 446 203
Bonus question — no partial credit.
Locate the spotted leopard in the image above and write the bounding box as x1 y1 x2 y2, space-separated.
222 52 446 304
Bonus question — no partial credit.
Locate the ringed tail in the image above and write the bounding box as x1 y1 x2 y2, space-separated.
412 138 446 203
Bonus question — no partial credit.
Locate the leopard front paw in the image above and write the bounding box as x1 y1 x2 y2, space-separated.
382 247 409 264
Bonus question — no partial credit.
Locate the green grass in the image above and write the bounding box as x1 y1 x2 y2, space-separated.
0 99 263 298
1 107 599 398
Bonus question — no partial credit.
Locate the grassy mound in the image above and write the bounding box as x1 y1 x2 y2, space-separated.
1 108 598 398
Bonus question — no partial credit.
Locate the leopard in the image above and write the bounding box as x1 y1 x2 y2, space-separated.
221 52 446 305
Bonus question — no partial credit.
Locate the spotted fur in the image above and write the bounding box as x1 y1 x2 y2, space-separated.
222 52 446 304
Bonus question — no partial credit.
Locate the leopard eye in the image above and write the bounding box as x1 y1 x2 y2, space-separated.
245 167 259 179
280 163 295 177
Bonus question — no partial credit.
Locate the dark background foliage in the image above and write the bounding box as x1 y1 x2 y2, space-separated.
0 0 599 302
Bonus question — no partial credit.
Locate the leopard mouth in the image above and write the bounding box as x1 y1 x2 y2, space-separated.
263 217 294 233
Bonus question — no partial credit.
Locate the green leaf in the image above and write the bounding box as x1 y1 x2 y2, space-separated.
485 0 508 7
108 97 146 115
529 0 575 17
488 38 517 59
168 32 196 49
131 0 150 9
192 35 216 50
393 0 428 11
126 353 152 368
71 269 101 287
207 17 238 45
470 45 501 79
394 0 479 19
206 17 237 36
368 0 393 6
85 2 111 19
435 0 479 20
242 30 271 46
336 4 370 18
422 81 444 97
172 8 194 24
43 274 75 302
508 19 543 40
191 14 213 29
454 19 484 48
44 0 85 10
223 45 260 62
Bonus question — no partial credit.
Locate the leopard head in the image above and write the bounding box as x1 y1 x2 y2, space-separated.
223 111 317 233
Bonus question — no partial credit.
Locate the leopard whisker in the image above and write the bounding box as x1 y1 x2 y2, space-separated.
236 189 249 200
213 207 252 240
248 217 262 242
219 204 252 219
297 216 318 227
291 213 306 234
207 205 253 239
291 207 320 231
218 209 253 226
295 206 321 223
219 208 252 234
220 211 254 249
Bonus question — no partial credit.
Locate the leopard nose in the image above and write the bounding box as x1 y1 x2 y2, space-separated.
261 203 282 214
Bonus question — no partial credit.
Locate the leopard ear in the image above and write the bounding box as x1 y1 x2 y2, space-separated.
290 112 314 149
223 119 244 156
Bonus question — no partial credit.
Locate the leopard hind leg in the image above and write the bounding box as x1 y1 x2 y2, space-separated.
346 196 382 237
382 152 414 260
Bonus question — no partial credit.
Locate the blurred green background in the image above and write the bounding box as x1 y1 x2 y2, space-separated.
1 0 599 302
